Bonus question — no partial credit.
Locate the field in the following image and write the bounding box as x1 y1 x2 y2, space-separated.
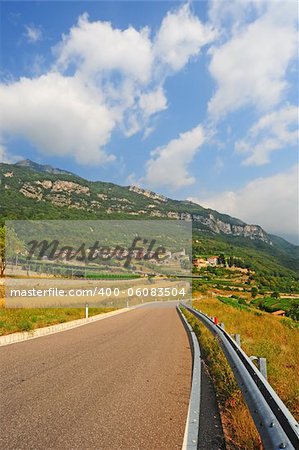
185 294 299 449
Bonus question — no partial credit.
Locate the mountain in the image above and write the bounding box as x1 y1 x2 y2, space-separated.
14 159 75 176
1 161 268 239
0 161 298 278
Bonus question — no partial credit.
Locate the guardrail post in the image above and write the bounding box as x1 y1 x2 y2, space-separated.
85 303 89 319
258 358 267 380
220 322 225 330
232 333 241 347
250 356 267 380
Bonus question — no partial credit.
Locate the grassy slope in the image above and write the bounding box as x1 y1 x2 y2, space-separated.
193 234 299 293
187 294 299 449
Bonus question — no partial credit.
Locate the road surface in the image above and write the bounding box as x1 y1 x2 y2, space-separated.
0 302 192 449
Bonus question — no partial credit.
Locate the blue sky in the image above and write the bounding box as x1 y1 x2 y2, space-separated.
0 1 298 243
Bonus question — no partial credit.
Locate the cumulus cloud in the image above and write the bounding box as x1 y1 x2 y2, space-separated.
235 104 298 166
55 13 153 84
154 4 215 72
0 4 214 166
208 1 298 118
24 24 42 43
0 73 116 165
190 166 299 240
142 125 205 190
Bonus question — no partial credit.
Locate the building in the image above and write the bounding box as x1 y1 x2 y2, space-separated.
192 258 208 269
207 256 218 266
271 310 286 317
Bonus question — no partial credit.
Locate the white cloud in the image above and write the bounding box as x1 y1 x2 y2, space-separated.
0 73 116 165
154 4 215 72
142 125 205 190
1 5 215 166
190 165 299 240
55 13 153 84
235 104 298 165
24 24 42 43
208 1 298 118
139 88 167 117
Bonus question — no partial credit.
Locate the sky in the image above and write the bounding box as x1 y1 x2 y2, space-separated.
0 1 298 243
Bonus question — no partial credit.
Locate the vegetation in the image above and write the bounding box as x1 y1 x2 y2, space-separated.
192 296 299 416
217 296 250 311
184 294 299 448
0 303 116 335
1 162 298 294
0 162 240 223
251 296 299 319
183 307 260 449
86 273 140 280
250 286 258 298
0 226 26 276
193 236 299 294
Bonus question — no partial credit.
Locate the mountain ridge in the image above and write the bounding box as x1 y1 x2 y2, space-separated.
0 160 297 253
0 160 298 277
0 160 270 240
15 159 75 176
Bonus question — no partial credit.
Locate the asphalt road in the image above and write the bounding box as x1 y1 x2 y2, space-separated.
0 302 192 450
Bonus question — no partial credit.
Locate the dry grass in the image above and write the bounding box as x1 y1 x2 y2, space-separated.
0 286 116 335
184 309 261 450
0 305 116 335
193 295 299 417
184 294 299 449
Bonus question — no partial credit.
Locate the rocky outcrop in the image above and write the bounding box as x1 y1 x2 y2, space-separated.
192 213 270 243
97 193 108 200
129 185 167 202
19 183 43 200
36 180 53 189
52 180 90 195
48 194 71 207
3 161 272 244
4 171 14 178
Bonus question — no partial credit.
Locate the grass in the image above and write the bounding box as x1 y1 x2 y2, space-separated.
251 296 299 313
0 288 116 336
193 295 299 416
85 273 140 279
183 308 261 450
217 296 251 311
183 294 299 449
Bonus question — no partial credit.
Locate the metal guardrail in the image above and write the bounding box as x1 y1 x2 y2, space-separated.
177 306 201 450
181 303 299 450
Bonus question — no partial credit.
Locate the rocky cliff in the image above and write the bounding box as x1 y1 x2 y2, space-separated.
0 161 271 244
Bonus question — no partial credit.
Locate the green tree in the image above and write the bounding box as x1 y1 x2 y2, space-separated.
0 226 26 277
218 253 226 265
251 286 259 298
271 291 280 299
287 304 299 321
